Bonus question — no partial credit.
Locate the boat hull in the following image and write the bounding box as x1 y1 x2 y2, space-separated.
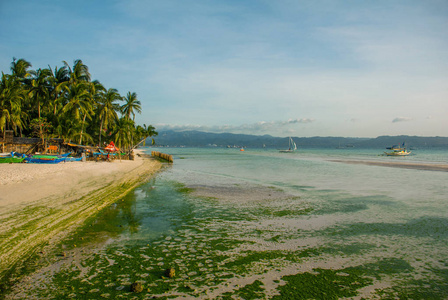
64 157 82 162
24 152 75 163
384 151 411 156
25 157 66 164
0 157 25 163
31 152 72 159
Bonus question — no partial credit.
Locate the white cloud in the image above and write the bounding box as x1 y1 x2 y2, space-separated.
283 118 315 125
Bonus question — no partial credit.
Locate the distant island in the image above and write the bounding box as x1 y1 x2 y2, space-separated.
152 130 448 149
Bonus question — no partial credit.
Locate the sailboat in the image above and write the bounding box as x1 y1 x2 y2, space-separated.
279 137 297 153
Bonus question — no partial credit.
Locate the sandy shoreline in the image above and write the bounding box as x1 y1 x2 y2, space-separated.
0 150 162 283
329 159 448 172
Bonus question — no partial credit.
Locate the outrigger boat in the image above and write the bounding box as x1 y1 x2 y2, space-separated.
25 156 66 164
24 152 74 164
0 152 26 163
384 143 411 156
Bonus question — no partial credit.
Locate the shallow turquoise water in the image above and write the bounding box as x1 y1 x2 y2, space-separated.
12 147 448 299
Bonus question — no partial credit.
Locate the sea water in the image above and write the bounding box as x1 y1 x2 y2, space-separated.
12 147 448 299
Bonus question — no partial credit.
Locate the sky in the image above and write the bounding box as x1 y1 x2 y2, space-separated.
1 0 447 137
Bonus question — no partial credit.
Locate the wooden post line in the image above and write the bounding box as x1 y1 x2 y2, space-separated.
151 151 174 163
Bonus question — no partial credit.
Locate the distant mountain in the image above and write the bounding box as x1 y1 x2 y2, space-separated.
151 130 448 149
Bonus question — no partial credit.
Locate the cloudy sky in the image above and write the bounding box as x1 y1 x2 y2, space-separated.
1 0 447 137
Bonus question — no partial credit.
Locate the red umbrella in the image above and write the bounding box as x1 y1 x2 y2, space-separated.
105 141 119 152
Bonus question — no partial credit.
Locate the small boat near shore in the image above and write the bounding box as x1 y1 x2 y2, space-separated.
30 152 72 159
0 152 26 163
384 143 411 156
25 156 67 164
0 156 26 163
24 152 75 164
279 137 297 153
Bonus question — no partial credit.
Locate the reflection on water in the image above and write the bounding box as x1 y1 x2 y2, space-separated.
76 178 195 245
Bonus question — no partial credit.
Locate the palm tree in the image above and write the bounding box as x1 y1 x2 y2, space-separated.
113 117 134 150
29 68 52 119
1 58 158 153
48 64 70 115
61 81 93 144
0 73 26 138
121 91 142 148
97 88 122 146
121 92 141 121
128 123 158 151
28 68 53 144
61 60 94 145
7 58 32 137
10 58 32 79
52 115 77 142
144 124 158 144
63 59 91 83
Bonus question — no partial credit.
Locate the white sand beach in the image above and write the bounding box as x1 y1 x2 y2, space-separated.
0 150 162 280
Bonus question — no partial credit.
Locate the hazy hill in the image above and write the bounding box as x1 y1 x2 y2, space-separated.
152 130 448 149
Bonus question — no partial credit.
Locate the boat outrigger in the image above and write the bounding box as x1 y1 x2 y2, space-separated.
0 152 26 163
384 143 411 156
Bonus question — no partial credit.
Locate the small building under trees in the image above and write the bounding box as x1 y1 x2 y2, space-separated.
1 130 64 154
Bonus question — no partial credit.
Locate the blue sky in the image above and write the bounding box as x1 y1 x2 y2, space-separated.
1 0 447 137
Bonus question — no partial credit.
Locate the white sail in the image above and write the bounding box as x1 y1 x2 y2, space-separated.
279 137 297 152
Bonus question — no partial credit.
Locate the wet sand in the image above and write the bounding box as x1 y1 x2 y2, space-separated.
330 159 448 172
0 150 162 282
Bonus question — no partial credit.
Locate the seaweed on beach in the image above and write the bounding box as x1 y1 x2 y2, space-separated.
234 280 266 300
324 216 448 239
319 242 376 256
272 268 373 299
6 171 448 299
313 193 397 215
376 263 448 299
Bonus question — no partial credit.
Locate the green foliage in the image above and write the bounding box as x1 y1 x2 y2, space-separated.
0 58 157 149
29 117 52 140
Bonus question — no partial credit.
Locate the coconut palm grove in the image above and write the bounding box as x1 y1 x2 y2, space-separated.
0 58 157 151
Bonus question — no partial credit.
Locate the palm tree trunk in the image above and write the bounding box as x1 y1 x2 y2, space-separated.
2 130 5 153
99 119 103 146
79 113 87 145
37 100 46 153
130 116 135 150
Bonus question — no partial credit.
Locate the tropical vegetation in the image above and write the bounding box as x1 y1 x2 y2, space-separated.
0 58 157 152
